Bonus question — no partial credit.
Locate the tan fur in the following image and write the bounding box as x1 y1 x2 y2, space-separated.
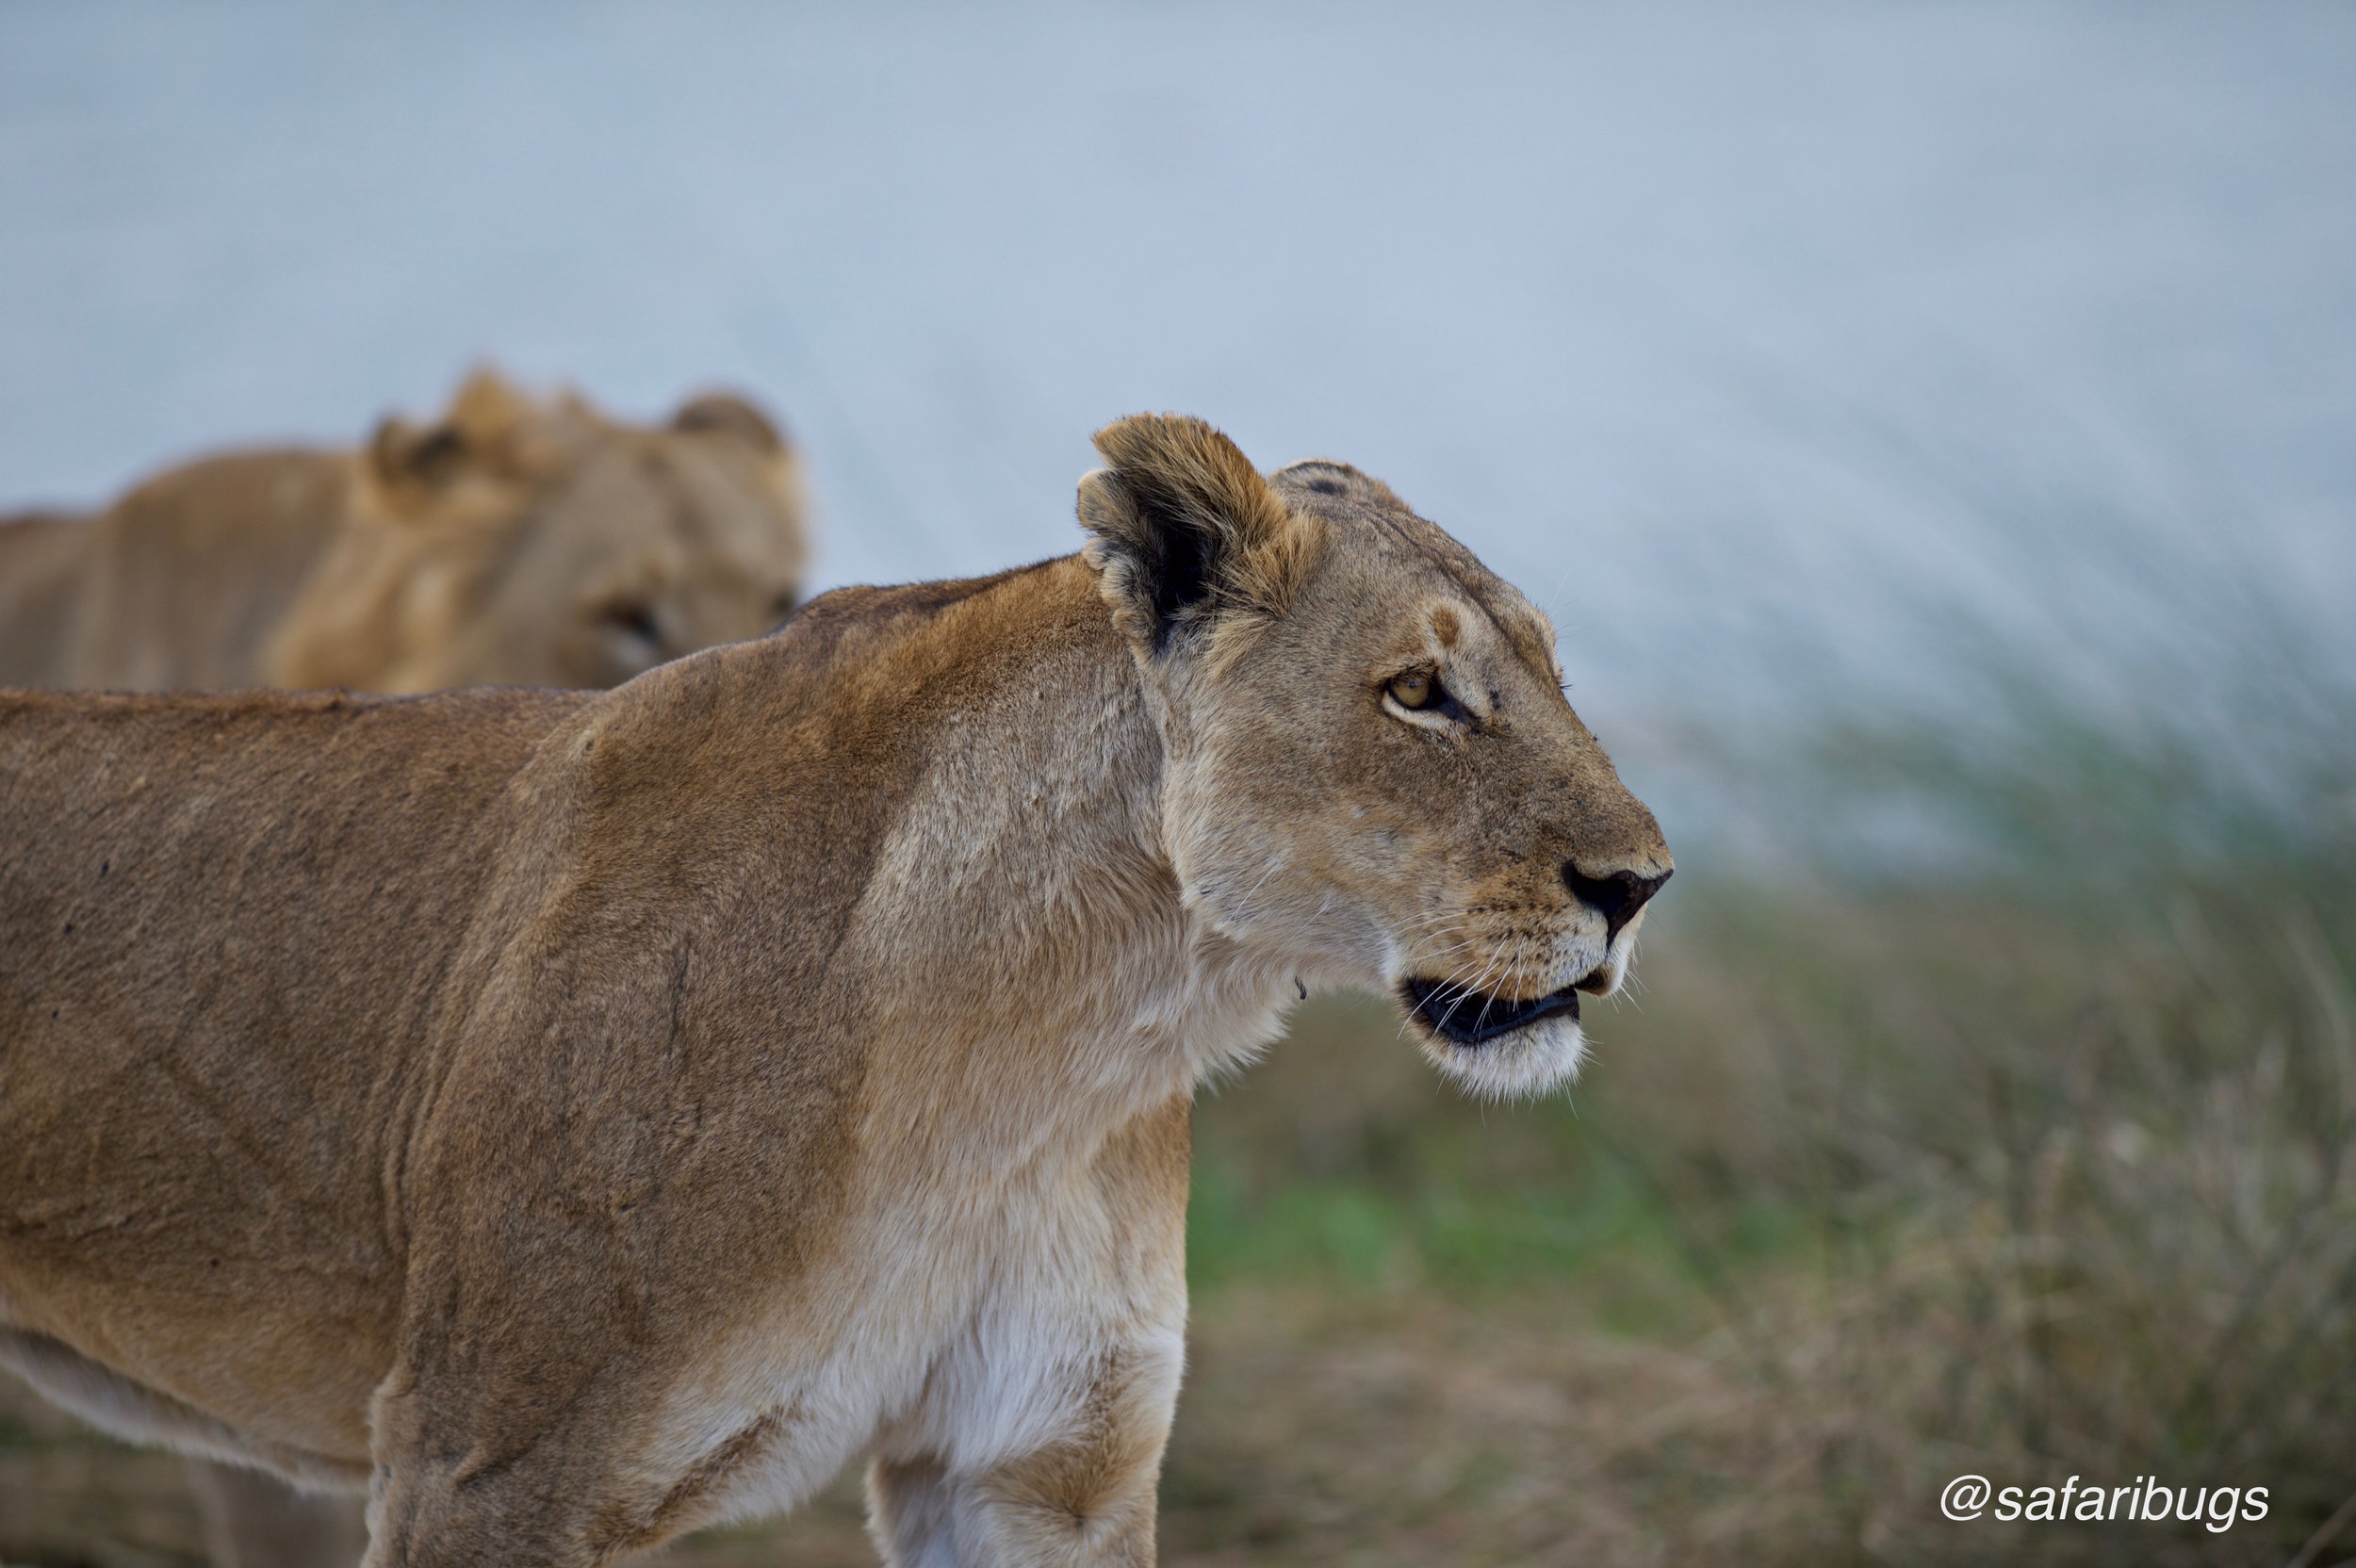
0 369 810 694
0 368 810 1568
0 416 1668 1567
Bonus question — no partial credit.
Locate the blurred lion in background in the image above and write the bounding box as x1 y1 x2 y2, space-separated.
0 368 811 694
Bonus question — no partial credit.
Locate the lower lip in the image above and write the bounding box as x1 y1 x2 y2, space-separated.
1399 978 1581 1046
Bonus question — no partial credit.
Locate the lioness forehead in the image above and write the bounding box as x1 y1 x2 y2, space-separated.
1268 460 1558 678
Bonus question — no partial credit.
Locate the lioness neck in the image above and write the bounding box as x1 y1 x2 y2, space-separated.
807 557 1291 1147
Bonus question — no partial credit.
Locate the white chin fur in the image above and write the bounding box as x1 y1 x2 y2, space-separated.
1415 1015 1586 1101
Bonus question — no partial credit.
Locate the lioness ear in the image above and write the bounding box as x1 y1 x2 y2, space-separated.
1077 414 1316 652
673 391 790 456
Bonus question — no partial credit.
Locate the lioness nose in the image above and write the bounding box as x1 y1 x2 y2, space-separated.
1563 864 1671 943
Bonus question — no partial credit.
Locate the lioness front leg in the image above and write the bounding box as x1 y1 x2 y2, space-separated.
868 1335 1178 1568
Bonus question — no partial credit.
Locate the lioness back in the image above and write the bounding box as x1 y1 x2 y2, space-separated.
0 369 810 695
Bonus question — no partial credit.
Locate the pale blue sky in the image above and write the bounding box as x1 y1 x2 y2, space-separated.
5 2 2350 845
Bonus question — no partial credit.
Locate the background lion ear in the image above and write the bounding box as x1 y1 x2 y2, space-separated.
363 368 564 515
1077 413 1318 652
366 416 470 497
672 391 789 455
442 367 534 447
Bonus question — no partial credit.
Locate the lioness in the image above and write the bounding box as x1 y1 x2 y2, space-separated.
0 416 1670 1567
0 368 810 694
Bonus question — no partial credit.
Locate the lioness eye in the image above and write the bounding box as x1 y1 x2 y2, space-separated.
1387 672 1437 710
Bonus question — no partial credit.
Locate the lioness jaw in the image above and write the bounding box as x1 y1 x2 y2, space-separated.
0 414 1667 1566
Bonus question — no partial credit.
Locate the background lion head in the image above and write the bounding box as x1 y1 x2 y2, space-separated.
267 368 810 692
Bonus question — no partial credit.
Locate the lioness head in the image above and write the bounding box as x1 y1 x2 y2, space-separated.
1080 416 1671 1097
268 369 810 692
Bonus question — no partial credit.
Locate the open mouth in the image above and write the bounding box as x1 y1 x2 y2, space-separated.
1400 977 1582 1046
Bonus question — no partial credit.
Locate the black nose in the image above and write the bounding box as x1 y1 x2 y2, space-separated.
1562 864 1671 944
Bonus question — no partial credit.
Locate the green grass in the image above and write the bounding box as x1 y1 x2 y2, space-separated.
1188 1088 1809 1320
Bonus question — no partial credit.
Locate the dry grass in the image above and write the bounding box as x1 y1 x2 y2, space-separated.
1151 863 2355 1567
0 1392 205 1568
